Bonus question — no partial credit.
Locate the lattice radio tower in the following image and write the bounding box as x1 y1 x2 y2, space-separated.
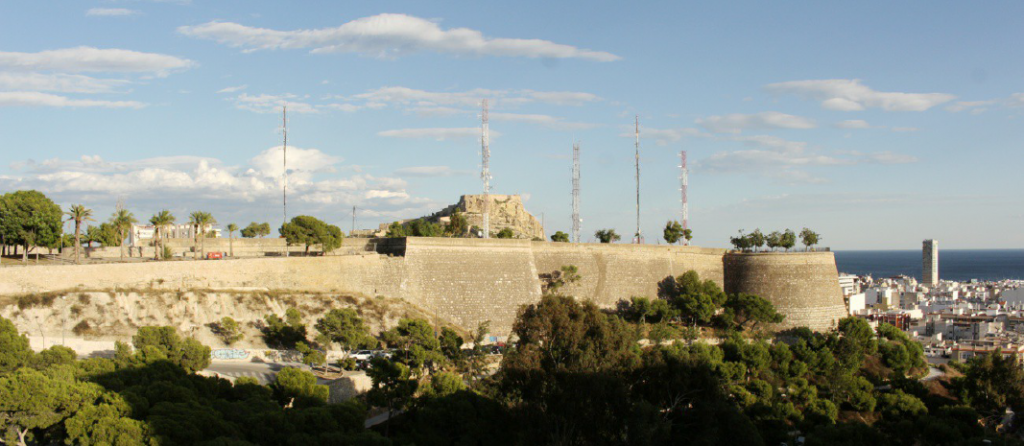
481 99 491 239
680 150 689 245
571 141 581 243
282 106 289 257
633 116 642 244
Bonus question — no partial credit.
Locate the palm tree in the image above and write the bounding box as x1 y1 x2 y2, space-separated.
227 223 238 257
149 210 175 260
65 205 93 264
189 211 216 259
111 208 137 261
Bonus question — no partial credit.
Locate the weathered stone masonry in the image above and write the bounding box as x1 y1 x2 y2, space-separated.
0 238 847 335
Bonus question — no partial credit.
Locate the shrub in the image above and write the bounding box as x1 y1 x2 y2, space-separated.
72 320 93 337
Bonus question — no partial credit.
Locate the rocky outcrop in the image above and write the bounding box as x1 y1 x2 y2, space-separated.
428 194 545 239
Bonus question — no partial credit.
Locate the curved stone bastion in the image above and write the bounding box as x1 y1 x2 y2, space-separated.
723 251 849 332
0 238 847 337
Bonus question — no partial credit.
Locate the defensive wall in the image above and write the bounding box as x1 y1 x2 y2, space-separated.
724 252 849 332
0 237 847 335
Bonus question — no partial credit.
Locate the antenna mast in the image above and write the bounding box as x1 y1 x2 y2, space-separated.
680 150 689 245
351 206 356 235
481 99 491 239
572 140 581 243
634 116 642 244
282 106 288 257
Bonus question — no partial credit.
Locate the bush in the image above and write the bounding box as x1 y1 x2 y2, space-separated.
72 320 93 337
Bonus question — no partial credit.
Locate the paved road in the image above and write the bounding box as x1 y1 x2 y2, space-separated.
921 366 944 382
204 361 308 385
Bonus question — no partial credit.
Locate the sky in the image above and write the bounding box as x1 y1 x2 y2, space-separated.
1 1 1022 250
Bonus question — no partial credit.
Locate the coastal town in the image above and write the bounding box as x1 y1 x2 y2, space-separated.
842 241 1024 364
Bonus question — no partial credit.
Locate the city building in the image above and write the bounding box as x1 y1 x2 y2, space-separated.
923 239 939 286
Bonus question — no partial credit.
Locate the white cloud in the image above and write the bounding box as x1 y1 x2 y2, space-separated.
890 127 919 132
394 166 471 177
0 72 129 94
1 149 428 220
765 79 955 111
231 93 318 114
378 127 493 141
696 111 816 134
490 112 597 131
217 85 247 94
86 8 140 17
178 14 620 61
945 100 995 113
0 47 194 76
697 134 916 184
835 119 871 129
0 91 145 108
525 90 601 106
350 86 501 108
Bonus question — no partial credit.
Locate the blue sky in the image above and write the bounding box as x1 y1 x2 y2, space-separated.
1 1 1022 249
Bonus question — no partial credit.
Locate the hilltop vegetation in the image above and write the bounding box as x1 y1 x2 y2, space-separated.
0 270 1022 445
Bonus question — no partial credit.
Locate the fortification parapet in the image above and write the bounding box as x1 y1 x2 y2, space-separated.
723 252 848 332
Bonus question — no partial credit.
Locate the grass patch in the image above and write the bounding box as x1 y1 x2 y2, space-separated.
16 291 64 310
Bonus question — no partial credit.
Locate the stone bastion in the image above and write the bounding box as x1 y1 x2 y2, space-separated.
723 251 849 332
0 238 847 336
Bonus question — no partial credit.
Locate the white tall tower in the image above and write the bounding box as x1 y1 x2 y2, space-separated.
282 106 288 257
634 116 642 244
571 141 581 243
923 239 939 285
680 150 688 245
481 99 491 239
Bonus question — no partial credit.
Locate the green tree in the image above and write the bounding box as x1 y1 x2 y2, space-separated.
214 317 244 345
664 220 684 245
188 211 216 259
594 229 620 243
296 342 327 368
240 222 270 238
956 351 1024 425
382 319 443 372
226 223 238 257
366 357 418 435
279 215 344 255
66 205 95 263
438 327 464 361
665 270 728 326
110 208 137 261
0 191 62 263
272 367 329 407
85 223 119 248
314 309 374 351
131 326 211 373
780 229 797 251
800 228 821 251
263 308 307 349
720 293 785 331
421 371 466 399
148 210 175 261
766 231 782 251
748 229 765 252
495 227 514 239
0 317 32 373
385 221 409 238
63 393 150 446
0 367 99 446
550 231 570 243
445 209 468 237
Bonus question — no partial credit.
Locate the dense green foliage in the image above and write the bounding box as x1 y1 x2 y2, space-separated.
0 191 63 260
240 222 271 238
550 231 569 242
280 215 344 254
594 228 620 243
663 220 692 245
495 228 514 239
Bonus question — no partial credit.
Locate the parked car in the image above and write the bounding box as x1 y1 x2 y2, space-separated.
350 350 374 361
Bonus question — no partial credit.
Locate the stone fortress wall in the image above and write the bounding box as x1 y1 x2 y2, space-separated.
0 237 847 335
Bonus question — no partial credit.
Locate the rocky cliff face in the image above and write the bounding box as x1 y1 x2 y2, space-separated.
429 194 545 239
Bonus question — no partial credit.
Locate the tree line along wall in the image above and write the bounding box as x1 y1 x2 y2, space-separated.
0 238 847 337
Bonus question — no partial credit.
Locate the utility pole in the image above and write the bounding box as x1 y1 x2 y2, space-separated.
634 116 642 244
481 99 491 239
282 106 289 257
571 140 581 243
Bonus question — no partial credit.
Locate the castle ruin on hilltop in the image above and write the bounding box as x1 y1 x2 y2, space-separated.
426 194 544 240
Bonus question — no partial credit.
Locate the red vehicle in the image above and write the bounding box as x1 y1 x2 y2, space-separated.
206 252 223 260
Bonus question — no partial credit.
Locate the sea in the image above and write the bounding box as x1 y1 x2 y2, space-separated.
833 250 1024 283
